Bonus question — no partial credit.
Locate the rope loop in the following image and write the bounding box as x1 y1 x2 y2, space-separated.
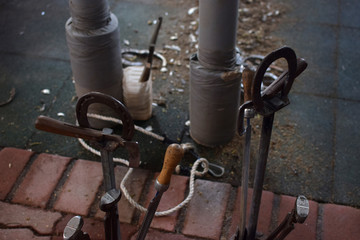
78 113 210 216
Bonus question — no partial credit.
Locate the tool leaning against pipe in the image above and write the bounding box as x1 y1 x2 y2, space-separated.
35 92 140 240
233 46 309 240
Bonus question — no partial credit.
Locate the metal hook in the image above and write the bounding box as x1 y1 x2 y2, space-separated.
207 162 225 178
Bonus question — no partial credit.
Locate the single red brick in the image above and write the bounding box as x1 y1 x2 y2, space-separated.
228 188 274 238
12 153 71 208
131 228 195 240
54 159 103 216
322 204 360 240
0 147 34 200
139 174 188 232
182 179 231 239
55 215 137 240
0 201 61 235
278 195 317 240
95 166 149 223
0 228 51 240
120 223 139 240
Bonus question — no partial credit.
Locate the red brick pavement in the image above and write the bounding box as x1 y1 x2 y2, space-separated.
1 147 360 239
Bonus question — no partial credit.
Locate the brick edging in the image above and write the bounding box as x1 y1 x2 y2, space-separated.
1 148 360 240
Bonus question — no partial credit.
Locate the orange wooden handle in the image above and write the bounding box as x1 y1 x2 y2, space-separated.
242 68 255 102
157 144 184 186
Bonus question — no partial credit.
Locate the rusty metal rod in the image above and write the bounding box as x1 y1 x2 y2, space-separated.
247 114 274 240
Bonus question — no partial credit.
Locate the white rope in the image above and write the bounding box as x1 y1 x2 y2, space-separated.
78 113 209 217
86 113 165 141
120 158 209 216
78 138 130 166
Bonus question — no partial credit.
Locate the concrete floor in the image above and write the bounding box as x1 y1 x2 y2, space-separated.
0 0 359 208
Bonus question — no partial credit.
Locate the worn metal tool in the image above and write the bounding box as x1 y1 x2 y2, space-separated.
247 47 307 240
233 47 308 240
139 17 162 82
63 216 90 240
136 144 184 240
265 195 309 240
36 92 140 240
236 68 256 240
100 188 123 240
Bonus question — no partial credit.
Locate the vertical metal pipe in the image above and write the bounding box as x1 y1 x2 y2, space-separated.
69 0 110 30
198 0 239 70
66 0 123 128
247 114 274 240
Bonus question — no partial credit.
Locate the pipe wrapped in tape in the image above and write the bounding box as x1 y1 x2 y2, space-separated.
189 54 241 147
65 0 124 129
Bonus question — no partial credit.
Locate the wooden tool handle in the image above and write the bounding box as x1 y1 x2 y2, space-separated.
242 68 255 102
35 115 124 146
157 144 184 186
35 115 103 141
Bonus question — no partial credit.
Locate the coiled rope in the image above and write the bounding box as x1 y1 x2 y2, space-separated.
78 113 209 216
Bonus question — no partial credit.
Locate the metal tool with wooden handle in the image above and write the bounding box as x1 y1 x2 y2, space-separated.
35 115 140 168
35 115 124 147
136 144 184 240
139 17 162 82
236 68 255 240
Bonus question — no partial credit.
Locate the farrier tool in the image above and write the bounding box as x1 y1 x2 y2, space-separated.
35 92 140 240
63 216 90 240
266 195 309 240
234 46 309 240
238 68 256 240
139 17 162 82
136 143 184 240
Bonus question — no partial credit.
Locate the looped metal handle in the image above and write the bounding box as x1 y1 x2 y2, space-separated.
252 46 297 114
76 92 135 141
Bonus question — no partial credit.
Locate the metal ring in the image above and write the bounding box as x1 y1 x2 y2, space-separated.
76 92 135 141
252 47 297 114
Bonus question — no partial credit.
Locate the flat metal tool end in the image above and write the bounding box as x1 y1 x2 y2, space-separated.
63 216 85 240
295 195 309 223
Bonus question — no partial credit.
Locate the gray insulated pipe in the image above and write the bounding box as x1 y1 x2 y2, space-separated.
189 0 241 147
189 55 241 147
65 0 123 128
198 0 239 70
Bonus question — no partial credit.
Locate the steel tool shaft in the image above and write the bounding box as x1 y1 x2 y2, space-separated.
247 114 274 240
238 68 255 240
139 17 162 82
136 144 184 240
100 189 122 240
265 195 309 240
246 48 307 240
